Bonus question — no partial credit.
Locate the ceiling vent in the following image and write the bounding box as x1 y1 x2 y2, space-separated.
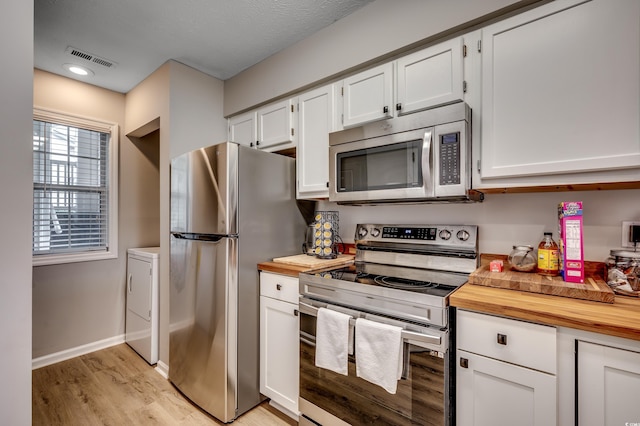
65 46 118 69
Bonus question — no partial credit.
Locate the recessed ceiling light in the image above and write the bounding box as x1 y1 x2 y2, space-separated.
62 63 94 76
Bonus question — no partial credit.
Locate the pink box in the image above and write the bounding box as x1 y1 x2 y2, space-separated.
490 259 504 272
558 201 584 283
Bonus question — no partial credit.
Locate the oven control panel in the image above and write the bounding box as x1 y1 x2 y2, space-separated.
355 224 478 248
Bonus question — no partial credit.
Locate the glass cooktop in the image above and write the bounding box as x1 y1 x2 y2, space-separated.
311 263 463 298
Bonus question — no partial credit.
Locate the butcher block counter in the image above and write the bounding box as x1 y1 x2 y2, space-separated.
451 255 640 342
258 253 355 277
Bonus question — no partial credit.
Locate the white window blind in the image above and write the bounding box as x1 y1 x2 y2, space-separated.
32 110 117 262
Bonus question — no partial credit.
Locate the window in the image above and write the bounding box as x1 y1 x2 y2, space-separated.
32 108 118 265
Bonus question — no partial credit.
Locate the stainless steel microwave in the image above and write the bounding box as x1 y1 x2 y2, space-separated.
329 102 483 204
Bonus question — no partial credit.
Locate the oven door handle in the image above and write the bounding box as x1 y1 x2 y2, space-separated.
298 300 442 348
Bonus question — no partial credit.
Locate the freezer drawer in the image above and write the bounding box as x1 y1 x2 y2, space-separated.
125 247 160 364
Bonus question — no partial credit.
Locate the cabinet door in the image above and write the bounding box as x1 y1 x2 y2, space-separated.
127 256 151 320
260 295 299 414
342 62 393 128
297 84 338 199
257 98 296 151
457 350 556 426
228 111 257 148
480 0 640 182
396 37 464 115
577 341 640 426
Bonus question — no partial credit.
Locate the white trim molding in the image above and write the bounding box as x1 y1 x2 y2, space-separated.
32 334 125 370
155 360 169 379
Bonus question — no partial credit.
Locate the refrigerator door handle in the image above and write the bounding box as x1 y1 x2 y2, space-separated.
171 232 236 242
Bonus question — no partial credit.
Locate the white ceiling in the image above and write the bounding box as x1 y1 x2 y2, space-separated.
34 0 374 94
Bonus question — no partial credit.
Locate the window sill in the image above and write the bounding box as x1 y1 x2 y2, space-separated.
32 250 117 267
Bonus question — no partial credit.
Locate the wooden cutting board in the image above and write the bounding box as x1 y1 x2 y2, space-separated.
272 253 354 269
468 254 615 304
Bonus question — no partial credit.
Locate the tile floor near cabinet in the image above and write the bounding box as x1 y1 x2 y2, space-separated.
32 343 296 426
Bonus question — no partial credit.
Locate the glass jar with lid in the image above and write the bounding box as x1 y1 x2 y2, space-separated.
605 250 639 292
508 245 537 272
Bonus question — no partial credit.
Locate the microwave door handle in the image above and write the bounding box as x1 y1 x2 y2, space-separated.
422 129 433 193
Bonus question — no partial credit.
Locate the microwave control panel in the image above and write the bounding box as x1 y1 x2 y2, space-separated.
439 132 461 185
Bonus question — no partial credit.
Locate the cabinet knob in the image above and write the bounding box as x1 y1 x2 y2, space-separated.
497 333 508 345
250 142 254 147
396 103 402 111
460 357 469 368
383 106 389 114
294 309 299 316
256 140 260 146
276 284 282 291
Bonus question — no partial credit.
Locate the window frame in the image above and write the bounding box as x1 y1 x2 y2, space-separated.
32 107 119 266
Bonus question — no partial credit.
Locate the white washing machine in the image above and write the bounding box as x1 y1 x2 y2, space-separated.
126 247 160 364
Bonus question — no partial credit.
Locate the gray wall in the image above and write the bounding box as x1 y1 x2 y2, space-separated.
319 189 640 263
0 0 33 423
224 0 539 115
125 60 226 367
32 70 160 358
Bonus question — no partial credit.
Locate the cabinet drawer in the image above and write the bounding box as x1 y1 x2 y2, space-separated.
260 272 299 304
457 309 556 374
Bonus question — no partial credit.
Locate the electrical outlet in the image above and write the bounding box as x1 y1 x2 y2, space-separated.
621 221 640 248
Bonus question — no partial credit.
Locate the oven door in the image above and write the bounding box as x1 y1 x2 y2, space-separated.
329 127 434 203
298 298 453 426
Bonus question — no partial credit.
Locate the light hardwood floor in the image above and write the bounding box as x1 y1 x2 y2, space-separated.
32 343 296 426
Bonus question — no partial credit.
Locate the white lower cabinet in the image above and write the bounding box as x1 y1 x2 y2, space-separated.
577 341 640 426
456 309 557 426
259 272 299 418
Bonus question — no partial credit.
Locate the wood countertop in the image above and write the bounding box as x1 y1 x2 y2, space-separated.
450 284 640 342
258 254 355 278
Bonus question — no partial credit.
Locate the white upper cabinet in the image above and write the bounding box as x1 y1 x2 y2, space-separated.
477 0 640 187
257 98 297 151
228 98 297 151
395 37 464 116
342 62 393 128
297 84 339 199
228 110 257 148
341 37 466 129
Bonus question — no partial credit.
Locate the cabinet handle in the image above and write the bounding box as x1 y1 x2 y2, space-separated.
497 333 508 345
294 309 299 316
250 142 254 147
396 103 402 111
276 284 282 291
256 141 260 146
383 106 389 114
460 357 468 368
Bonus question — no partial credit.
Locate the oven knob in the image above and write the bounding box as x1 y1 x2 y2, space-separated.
371 227 381 237
439 229 451 240
457 229 470 241
357 226 368 238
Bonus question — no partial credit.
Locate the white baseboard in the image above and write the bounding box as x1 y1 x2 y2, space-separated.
155 360 169 379
32 334 125 370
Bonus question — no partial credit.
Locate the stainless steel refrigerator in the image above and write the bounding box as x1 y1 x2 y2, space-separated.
169 142 305 423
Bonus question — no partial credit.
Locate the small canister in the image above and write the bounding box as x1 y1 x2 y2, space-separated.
605 250 640 292
508 245 537 272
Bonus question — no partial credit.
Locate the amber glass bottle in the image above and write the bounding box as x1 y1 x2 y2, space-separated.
537 232 560 276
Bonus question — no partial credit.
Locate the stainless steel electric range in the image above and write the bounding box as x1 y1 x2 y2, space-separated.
298 223 479 426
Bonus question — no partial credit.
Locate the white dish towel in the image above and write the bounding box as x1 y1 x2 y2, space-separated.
355 317 403 394
315 307 352 375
